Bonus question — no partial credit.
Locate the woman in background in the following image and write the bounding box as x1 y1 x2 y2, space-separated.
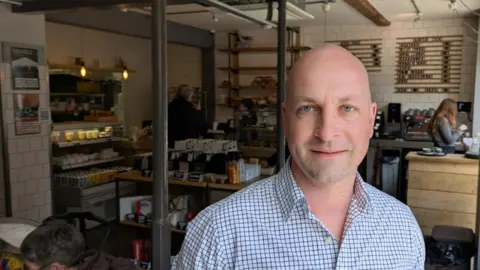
428 98 467 153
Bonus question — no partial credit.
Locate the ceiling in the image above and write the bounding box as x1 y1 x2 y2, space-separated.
130 0 480 31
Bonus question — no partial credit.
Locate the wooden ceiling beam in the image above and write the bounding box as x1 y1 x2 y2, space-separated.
344 0 391 27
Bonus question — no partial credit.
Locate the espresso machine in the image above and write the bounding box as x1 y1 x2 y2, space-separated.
403 108 434 141
457 101 472 136
385 103 403 139
373 111 386 139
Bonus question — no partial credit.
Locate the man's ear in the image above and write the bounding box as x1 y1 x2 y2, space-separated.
369 102 378 138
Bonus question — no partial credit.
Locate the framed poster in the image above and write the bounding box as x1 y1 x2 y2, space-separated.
1 42 45 90
13 93 40 135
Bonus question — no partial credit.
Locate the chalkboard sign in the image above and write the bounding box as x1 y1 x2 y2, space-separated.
326 39 382 72
395 35 463 93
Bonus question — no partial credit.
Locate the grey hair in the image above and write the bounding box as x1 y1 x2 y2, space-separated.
20 222 86 268
178 84 194 100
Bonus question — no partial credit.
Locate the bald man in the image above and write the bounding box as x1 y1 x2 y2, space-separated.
172 45 425 269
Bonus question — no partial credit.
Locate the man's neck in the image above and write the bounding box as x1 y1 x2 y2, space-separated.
290 159 356 209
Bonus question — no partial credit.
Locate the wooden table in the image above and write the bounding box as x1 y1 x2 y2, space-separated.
406 152 479 235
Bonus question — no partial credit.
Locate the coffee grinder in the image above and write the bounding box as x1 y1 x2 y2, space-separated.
385 103 402 139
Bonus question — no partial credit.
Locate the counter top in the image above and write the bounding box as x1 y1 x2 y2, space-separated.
406 152 478 164
115 170 264 191
369 139 434 149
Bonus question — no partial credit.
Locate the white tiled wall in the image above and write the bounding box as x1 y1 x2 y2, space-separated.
0 3 52 221
473 17 480 134
215 18 479 121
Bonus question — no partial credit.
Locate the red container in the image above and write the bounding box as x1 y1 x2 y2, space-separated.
133 240 144 261
142 240 151 261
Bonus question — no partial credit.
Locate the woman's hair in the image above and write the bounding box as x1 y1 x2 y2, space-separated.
428 98 458 133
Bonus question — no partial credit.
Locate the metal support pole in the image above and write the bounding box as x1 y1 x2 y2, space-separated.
276 0 287 170
151 0 170 269
475 158 480 269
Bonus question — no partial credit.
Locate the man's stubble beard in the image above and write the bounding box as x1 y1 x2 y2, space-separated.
293 148 352 185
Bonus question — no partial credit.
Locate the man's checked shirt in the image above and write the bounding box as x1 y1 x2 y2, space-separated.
172 160 425 269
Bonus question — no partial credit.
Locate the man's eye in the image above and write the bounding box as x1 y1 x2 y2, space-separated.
299 105 313 112
342 105 355 112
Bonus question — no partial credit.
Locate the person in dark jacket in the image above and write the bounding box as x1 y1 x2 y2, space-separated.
20 221 137 270
168 85 210 148
237 98 258 145
264 144 291 168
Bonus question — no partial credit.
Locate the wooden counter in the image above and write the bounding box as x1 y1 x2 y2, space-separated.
115 170 262 191
406 152 479 235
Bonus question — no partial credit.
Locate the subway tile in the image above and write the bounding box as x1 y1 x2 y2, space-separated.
16 138 30 153
23 152 36 167
43 163 51 178
35 150 49 164
10 197 19 213
10 182 25 198
26 207 39 221
25 178 38 195
42 135 50 150
38 177 50 192
18 167 30 182
9 153 23 169
38 204 52 220
19 195 32 210
3 64 11 80
29 137 42 151
9 169 18 184
45 190 52 204
13 210 27 219
7 123 16 139
31 165 43 179
4 109 13 124
33 192 45 207
7 139 16 154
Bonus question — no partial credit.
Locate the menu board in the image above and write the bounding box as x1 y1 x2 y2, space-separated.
395 35 463 94
326 39 382 72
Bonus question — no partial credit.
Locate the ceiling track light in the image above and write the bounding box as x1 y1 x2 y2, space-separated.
448 0 457 10
323 3 331 12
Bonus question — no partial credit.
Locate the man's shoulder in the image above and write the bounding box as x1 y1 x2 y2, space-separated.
364 183 418 225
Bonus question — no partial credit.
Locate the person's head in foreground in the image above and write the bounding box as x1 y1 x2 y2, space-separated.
20 222 85 270
283 43 376 187
171 44 425 269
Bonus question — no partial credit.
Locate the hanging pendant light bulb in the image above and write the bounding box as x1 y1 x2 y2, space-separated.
122 66 129 80
80 62 87 77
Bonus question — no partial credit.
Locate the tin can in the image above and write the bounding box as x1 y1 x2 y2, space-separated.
132 240 144 261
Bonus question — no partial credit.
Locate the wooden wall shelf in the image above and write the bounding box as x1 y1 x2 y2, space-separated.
326 39 383 73
49 63 136 73
394 87 460 94
395 35 463 88
218 66 291 72
218 46 311 53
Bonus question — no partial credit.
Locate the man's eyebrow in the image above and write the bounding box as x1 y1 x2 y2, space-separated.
292 96 317 103
292 95 361 104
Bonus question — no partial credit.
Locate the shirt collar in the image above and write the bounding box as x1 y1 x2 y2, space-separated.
275 158 372 221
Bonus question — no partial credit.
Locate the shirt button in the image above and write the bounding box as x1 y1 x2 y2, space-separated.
324 236 333 244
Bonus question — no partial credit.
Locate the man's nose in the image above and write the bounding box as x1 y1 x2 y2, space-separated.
313 109 339 142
